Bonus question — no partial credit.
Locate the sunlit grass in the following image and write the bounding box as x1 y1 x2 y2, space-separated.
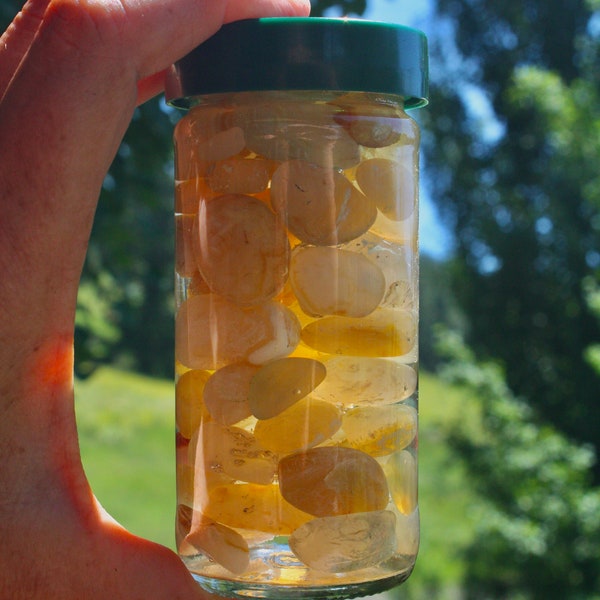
75 368 176 547
408 373 479 599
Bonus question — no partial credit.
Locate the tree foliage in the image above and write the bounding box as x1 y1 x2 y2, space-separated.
436 330 600 598
309 0 366 16
420 255 466 369
421 1 600 595
424 0 600 469
79 101 179 377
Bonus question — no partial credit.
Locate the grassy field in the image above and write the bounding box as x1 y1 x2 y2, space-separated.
75 367 480 599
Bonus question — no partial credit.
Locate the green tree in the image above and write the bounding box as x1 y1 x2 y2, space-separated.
81 100 179 377
423 1 600 594
425 0 600 469
584 276 600 372
420 255 466 369
436 330 600 598
309 0 366 15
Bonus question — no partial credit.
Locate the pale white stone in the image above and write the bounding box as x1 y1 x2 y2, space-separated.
290 511 396 572
313 357 417 407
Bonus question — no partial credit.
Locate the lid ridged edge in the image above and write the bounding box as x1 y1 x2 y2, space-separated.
166 18 428 109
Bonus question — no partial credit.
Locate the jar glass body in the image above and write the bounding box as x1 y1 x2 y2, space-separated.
173 90 420 600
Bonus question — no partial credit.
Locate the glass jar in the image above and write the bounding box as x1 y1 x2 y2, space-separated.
166 17 428 600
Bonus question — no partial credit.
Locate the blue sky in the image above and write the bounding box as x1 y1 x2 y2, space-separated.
362 0 431 27
324 0 452 259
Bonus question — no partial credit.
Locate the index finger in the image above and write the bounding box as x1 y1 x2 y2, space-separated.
1 0 310 105
0 0 50 100
135 0 310 103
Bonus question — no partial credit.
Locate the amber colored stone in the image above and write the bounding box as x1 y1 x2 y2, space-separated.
176 433 191 466
175 177 215 215
345 115 406 148
180 429 237 506
176 369 212 439
340 404 417 457
177 464 196 508
193 194 290 307
356 158 415 222
369 209 418 247
199 483 312 535
273 279 297 307
190 421 277 485
312 357 417 407
290 246 386 318
270 160 376 246
289 510 396 572
301 309 416 357
194 127 245 162
175 295 300 370
340 231 415 310
179 511 250 575
203 363 258 425
183 446 234 509
385 450 418 515
176 503 193 549
395 507 420 556
184 270 212 298
187 105 236 134
174 107 242 180
248 357 326 420
278 446 389 517
253 397 342 455
330 94 417 148
245 303 302 366
175 214 199 278
207 157 274 195
236 101 360 169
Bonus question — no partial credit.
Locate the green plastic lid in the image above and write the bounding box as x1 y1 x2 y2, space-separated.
165 17 428 109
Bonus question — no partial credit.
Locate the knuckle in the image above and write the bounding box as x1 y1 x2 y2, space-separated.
42 0 126 53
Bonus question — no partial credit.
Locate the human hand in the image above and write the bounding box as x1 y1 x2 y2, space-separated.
0 0 309 598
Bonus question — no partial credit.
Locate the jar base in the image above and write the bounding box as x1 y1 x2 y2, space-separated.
185 541 415 600
192 571 413 600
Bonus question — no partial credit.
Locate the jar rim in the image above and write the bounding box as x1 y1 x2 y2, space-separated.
165 17 428 110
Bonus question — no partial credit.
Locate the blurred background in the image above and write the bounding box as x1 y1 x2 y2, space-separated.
2 0 599 597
